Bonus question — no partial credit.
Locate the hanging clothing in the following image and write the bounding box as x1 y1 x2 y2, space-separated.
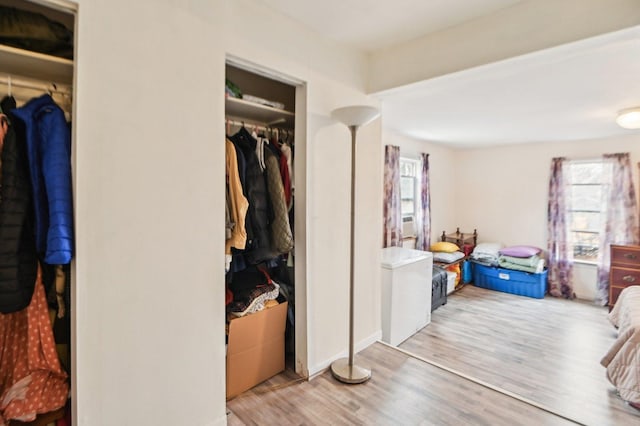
264 148 293 254
231 141 253 247
0 266 69 425
255 136 267 171
229 128 276 264
280 142 294 193
0 98 38 314
271 139 292 211
225 139 249 255
10 94 74 265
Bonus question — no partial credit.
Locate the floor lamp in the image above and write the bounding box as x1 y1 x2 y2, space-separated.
330 105 380 384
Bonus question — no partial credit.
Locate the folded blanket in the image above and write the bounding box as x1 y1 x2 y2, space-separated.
470 253 499 265
498 258 545 274
498 254 540 268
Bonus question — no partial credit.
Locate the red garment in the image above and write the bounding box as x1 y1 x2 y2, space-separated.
0 267 68 425
279 152 292 208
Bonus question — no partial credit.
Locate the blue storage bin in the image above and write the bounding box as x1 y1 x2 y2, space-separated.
473 263 547 299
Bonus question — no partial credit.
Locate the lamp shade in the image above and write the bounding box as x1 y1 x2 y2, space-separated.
331 105 380 127
616 107 640 129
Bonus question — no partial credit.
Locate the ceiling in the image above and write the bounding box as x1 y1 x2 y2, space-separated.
256 0 640 147
256 0 523 52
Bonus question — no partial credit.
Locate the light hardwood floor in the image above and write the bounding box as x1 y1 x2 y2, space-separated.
227 284 640 425
398 285 640 426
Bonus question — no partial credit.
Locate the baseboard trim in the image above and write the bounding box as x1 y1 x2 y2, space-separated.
308 330 382 377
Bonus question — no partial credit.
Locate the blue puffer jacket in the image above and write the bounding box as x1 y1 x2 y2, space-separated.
11 94 74 264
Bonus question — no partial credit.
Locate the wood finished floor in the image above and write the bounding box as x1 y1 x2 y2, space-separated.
399 285 640 426
227 285 640 425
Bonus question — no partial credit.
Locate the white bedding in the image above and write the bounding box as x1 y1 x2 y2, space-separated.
601 286 640 404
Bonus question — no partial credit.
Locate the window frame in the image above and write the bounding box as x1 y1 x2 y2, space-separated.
567 159 603 265
399 157 419 224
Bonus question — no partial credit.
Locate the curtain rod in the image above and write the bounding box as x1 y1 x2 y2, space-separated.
0 75 71 96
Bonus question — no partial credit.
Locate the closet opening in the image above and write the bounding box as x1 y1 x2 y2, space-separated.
224 56 308 399
0 0 77 424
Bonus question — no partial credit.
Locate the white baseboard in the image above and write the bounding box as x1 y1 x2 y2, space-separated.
308 330 383 377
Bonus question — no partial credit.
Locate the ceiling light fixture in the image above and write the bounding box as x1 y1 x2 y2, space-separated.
616 107 640 129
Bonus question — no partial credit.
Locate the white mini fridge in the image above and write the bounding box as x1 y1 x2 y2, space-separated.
381 247 433 346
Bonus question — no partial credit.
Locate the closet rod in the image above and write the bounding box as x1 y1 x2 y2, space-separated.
226 118 292 133
0 76 71 96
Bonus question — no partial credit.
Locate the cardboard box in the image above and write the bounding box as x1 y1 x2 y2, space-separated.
226 301 288 399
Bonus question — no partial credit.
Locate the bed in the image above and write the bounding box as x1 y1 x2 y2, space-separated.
601 285 640 406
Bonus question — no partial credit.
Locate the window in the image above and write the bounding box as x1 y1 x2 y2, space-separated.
400 158 418 222
568 161 603 262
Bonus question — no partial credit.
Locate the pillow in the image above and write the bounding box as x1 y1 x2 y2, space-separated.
430 241 460 253
432 251 465 264
499 245 542 258
472 243 502 256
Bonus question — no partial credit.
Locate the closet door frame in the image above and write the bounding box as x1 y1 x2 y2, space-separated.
226 55 309 378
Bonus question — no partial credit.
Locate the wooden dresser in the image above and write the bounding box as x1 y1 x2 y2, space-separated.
609 244 640 309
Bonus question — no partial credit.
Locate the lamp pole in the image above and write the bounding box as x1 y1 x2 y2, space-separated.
330 124 371 384
329 105 379 384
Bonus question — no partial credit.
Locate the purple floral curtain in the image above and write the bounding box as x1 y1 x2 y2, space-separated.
596 153 639 305
415 153 431 251
547 157 574 298
383 145 402 247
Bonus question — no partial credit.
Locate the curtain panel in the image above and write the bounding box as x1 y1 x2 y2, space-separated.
415 153 431 251
383 145 402 247
596 153 639 305
547 157 574 299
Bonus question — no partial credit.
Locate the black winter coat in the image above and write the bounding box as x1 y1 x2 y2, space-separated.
0 123 38 313
229 128 276 264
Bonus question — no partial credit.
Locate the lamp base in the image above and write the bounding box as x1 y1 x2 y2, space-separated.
330 358 371 384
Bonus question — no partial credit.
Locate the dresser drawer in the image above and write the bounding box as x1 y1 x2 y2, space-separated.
611 245 640 267
610 266 640 287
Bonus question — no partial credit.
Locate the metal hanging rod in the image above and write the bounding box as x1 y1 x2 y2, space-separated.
0 75 72 96
225 118 292 134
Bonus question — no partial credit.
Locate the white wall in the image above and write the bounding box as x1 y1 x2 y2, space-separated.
74 0 226 425
72 0 382 425
224 0 382 376
455 133 640 300
382 131 458 247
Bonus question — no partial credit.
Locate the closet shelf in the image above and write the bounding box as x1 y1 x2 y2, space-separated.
225 96 294 129
0 44 73 85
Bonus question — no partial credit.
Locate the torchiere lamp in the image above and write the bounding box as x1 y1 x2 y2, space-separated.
330 105 380 384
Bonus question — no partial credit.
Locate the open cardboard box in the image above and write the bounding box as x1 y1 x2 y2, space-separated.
226 301 288 399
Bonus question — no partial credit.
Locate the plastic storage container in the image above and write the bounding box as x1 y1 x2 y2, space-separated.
473 263 547 299
446 271 457 295
381 247 433 346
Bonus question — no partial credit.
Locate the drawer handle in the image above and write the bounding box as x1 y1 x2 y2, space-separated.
623 253 638 260
623 275 637 283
